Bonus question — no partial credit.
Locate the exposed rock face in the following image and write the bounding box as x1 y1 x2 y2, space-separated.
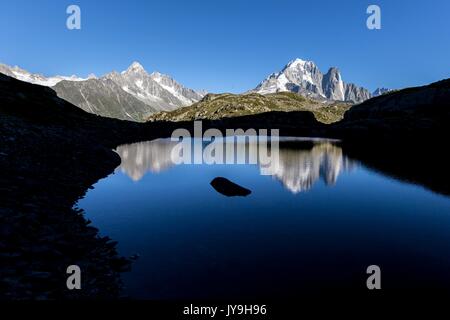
54 62 205 121
322 67 345 101
0 63 89 86
1 61 205 122
255 59 325 98
0 63 17 77
53 78 158 121
345 83 372 103
150 71 205 106
253 58 372 103
372 87 391 97
338 78 450 138
103 62 204 112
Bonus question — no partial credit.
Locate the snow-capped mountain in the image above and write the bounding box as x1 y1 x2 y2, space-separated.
53 78 159 121
0 63 91 87
103 62 203 112
0 62 205 122
372 87 391 97
55 62 205 121
252 58 371 103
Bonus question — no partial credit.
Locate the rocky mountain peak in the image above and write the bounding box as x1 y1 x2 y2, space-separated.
150 71 162 78
124 61 146 74
325 67 341 76
372 87 391 97
253 58 372 103
0 61 206 122
285 58 309 69
323 67 345 101
150 71 171 82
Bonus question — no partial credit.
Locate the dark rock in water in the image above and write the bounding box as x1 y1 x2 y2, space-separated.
210 177 251 197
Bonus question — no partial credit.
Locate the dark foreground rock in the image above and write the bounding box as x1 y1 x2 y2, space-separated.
0 74 175 299
210 177 252 197
333 78 450 139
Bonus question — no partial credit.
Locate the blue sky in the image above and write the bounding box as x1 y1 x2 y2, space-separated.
0 0 449 93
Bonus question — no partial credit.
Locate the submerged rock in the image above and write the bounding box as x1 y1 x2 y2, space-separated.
210 177 251 197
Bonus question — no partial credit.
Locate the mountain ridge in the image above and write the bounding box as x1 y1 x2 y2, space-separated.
252 58 372 103
0 63 91 86
0 59 396 123
0 62 206 122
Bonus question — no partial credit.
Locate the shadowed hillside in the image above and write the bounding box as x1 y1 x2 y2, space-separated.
0 74 174 299
335 78 450 138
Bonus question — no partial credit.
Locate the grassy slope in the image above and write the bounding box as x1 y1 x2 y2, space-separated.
147 92 351 124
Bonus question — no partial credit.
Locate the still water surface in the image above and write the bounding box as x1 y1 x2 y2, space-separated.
78 137 450 298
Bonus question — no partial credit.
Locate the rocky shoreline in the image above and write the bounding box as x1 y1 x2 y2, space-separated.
1 112 138 299
0 75 178 299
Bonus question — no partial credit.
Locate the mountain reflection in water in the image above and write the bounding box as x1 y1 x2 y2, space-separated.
115 138 356 194
80 136 450 299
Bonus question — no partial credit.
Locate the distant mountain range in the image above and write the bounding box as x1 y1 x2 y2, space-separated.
0 62 206 122
252 58 388 103
0 63 93 86
1 59 391 122
372 87 392 97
